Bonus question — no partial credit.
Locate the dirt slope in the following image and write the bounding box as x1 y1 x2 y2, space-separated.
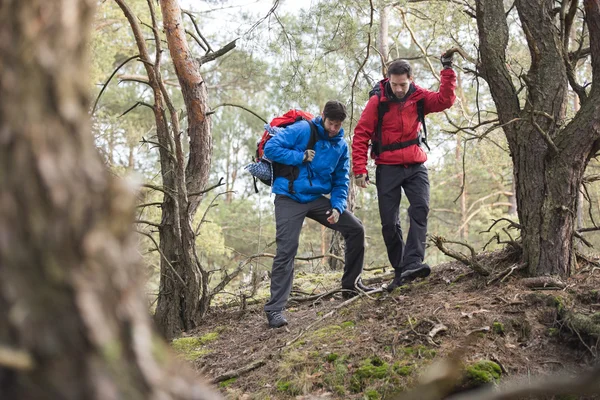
173 257 600 399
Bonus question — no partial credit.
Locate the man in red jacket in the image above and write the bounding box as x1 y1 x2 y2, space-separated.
352 54 457 292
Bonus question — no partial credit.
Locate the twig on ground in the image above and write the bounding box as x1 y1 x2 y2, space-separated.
211 359 266 383
283 288 384 348
487 263 527 285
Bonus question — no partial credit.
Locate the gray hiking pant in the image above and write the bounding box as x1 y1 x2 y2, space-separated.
375 163 430 275
264 195 365 312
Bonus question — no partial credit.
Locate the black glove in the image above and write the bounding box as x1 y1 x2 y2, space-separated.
440 50 454 69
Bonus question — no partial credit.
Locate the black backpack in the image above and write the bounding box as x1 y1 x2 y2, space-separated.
369 82 429 156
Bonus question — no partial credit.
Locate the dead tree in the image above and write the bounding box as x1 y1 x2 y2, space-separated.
0 0 220 398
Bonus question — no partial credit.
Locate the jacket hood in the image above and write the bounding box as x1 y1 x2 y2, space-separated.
313 116 345 142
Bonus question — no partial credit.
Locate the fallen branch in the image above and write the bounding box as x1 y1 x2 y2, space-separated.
289 288 343 304
486 263 527 285
521 276 566 289
430 235 490 276
211 358 266 383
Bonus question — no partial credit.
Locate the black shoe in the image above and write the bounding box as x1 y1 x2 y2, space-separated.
356 279 375 292
266 311 288 328
341 288 358 300
385 276 405 293
400 263 431 282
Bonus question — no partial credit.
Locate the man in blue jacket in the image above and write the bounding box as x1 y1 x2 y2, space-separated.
263 100 372 328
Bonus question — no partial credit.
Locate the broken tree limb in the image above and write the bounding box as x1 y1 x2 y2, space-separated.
211 358 266 383
521 276 566 289
430 236 490 276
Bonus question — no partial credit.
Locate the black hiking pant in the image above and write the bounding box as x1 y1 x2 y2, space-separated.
375 163 430 276
264 195 365 312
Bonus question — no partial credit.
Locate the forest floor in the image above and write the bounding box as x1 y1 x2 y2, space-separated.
172 250 600 400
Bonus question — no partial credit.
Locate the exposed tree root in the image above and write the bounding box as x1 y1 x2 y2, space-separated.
430 236 490 276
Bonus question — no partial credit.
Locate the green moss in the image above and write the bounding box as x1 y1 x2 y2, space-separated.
591 313 600 324
171 334 217 361
333 384 346 395
312 325 342 338
403 345 436 359
547 327 560 337
392 362 414 376
464 360 502 387
218 377 237 388
492 322 505 335
276 380 301 395
365 389 381 400
341 320 355 328
354 358 390 380
326 353 339 362
553 296 566 314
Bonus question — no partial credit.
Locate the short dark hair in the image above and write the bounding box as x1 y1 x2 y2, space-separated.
322 100 347 122
387 59 412 78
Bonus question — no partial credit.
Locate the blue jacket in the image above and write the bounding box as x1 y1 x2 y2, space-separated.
264 116 350 213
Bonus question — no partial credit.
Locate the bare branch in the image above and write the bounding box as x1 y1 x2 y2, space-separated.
92 54 140 115
197 39 237 65
348 0 374 136
207 103 268 124
188 177 226 198
430 235 490 276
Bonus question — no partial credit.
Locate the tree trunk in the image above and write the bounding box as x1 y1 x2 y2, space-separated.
114 0 211 339
476 0 600 277
0 1 220 398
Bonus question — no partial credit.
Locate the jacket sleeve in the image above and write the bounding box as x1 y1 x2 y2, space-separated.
263 121 308 166
422 68 457 114
351 96 379 175
330 143 350 214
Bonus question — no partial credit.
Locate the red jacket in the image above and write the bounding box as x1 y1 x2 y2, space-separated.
352 69 457 175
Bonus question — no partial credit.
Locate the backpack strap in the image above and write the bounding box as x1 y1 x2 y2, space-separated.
417 98 430 151
273 119 319 195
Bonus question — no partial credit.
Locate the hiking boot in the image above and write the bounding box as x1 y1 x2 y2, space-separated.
400 263 431 282
266 311 288 328
385 276 405 293
386 264 431 293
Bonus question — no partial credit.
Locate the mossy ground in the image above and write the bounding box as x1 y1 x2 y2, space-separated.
169 257 600 399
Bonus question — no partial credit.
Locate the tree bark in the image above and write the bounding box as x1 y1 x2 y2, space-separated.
476 0 600 277
0 1 220 398
114 0 212 339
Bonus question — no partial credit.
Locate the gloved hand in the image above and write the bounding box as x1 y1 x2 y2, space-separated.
440 50 454 69
303 149 315 162
354 173 369 188
327 209 340 224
